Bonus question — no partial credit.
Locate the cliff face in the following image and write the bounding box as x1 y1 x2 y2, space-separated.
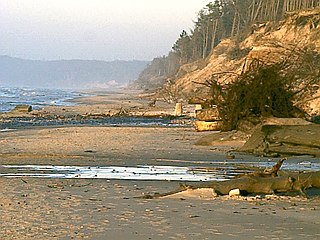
172 9 320 116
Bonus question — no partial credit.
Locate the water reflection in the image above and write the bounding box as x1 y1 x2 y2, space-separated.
0 165 232 181
1 161 319 181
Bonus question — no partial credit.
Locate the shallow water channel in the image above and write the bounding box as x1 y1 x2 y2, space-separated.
1 160 319 181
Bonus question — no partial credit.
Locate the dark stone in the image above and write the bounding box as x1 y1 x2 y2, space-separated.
311 116 320 124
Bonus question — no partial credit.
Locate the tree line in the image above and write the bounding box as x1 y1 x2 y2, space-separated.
135 0 320 89
175 0 320 63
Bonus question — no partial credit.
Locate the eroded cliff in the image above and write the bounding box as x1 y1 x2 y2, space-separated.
172 9 320 116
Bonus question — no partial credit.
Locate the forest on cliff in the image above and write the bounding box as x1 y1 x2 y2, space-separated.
133 0 320 90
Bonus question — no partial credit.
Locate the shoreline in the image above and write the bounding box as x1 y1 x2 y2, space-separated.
1 89 180 121
1 89 319 172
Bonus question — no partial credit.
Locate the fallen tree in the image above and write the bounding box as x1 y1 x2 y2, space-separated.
199 45 320 131
139 158 320 199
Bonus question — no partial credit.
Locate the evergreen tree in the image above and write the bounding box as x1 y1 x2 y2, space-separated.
136 0 320 90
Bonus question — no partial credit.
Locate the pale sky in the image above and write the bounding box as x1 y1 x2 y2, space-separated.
0 0 210 61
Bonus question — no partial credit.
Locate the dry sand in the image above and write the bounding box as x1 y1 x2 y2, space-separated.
1 177 320 240
0 91 320 239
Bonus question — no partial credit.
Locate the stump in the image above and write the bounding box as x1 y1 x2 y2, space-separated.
175 103 182 116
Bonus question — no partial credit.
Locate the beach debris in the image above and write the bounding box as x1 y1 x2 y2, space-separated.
115 107 129 116
20 178 28 184
226 153 235 159
175 102 183 116
234 158 286 178
148 99 156 107
12 105 33 113
229 189 240 197
138 159 320 199
84 150 95 153
195 120 222 132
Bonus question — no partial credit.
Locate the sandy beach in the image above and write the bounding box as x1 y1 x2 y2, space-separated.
1 91 320 239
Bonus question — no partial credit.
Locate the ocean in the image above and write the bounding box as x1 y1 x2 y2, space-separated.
0 87 84 112
0 87 182 129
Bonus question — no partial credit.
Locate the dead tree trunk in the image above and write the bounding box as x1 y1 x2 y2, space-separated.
138 159 320 199
185 171 320 196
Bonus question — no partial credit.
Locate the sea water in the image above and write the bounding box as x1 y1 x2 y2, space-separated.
0 87 84 112
0 87 184 129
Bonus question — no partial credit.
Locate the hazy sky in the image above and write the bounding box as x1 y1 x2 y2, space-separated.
0 0 210 61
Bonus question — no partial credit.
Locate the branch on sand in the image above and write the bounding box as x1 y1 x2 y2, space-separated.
138 158 320 199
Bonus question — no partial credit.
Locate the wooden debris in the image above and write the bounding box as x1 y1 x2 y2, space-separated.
11 105 32 113
235 158 286 178
175 103 183 116
138 159 320 199
195 120 222 132
229 189 240 197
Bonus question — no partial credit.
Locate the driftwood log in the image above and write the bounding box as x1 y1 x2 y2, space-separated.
139 158 320 199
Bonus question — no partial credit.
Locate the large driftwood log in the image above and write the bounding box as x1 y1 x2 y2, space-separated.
184 171 320 196
139 159 320 199
140 172 320 199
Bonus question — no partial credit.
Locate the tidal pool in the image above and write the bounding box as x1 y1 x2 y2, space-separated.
1 160 319 182
0 165 236 181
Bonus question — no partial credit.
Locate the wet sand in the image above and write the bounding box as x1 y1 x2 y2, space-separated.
1 91 320 239
0 126 242 166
